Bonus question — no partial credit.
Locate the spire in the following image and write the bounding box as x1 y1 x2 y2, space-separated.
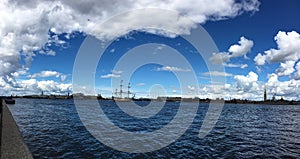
264 84 267 102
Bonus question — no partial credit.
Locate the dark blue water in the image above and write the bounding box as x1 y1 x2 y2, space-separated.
8 99 300 158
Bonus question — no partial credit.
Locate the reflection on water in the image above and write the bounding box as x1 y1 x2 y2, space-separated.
9 99 300 158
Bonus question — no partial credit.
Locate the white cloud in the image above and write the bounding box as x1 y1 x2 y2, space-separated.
100 73 121 79
229 36 254 58
157 66 191 72
265 73 300 99
28 70 67 81
276 61 295 76
254 53 266 65
0 0 260 79
37 80 71 93
202 71 233 77
210 36 253 65
0 78 72 95
295 62 300 80
11 67 29 78
197 72 263 100
254 31 300 77
207 73 300 100
259 31 300 63
30 70 61 78
91 72 300 100
223 63 248 69
0 0 260 95
131 71 300 100
234 71 259 92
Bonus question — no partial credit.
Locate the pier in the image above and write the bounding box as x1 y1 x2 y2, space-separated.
0 98 33 159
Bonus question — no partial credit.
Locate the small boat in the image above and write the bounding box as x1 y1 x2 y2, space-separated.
4 98 16 104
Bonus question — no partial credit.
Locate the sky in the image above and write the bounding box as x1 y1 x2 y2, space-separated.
1 0 300 100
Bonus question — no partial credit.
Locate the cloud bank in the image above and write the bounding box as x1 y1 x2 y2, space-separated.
0 0 260 74
254 31 300 78
0 0 260 95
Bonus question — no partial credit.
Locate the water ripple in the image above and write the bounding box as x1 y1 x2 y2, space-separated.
8 99 300 158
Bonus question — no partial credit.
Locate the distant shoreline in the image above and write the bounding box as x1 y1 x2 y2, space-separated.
3 96 300 105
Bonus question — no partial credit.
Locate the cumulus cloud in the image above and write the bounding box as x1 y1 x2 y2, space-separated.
265 73 300 99
234 71 258 92
11 67 28 78
229 37 254 58
254 31 300 77
198 71 262 100
255 31 300 64
0 78 72 95
276 61 295 76
37 80 71 93
254 53 266 65
294 62 300 80
0 0 260 94
210 36 253 66
0 0 260 73
148 71 300 100
217 71 300 100
101 70 300 100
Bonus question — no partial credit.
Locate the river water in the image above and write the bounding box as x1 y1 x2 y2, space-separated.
8 99 300 158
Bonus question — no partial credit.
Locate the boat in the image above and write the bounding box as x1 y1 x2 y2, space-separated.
4 98 16 104
113 97 131 102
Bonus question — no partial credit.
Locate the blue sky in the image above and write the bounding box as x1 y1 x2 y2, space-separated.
1 0 300 100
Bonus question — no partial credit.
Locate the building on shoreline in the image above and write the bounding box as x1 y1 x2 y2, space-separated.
264 84 267 102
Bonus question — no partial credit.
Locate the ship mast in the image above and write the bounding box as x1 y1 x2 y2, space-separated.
116 80 132 98
127 82 131 98
120 80 123 98
115 89 118 97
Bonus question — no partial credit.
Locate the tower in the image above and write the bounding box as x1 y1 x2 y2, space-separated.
264 84 267 102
